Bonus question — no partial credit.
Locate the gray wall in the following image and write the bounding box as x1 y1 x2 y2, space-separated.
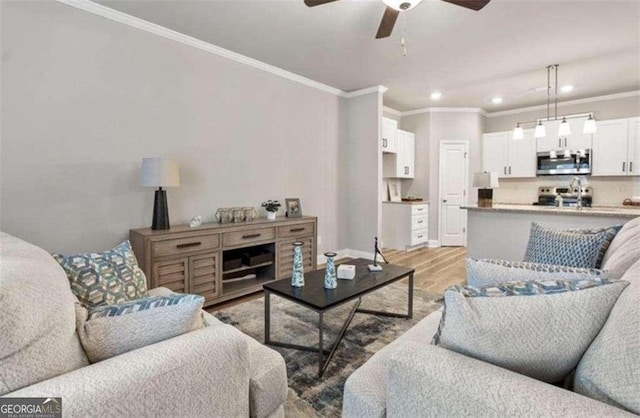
346 91 382 253
1 1 348 254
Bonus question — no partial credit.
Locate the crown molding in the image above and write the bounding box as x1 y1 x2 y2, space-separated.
383 106 402 116
401 107 487 117
342 85 388 99
485 90 640 118
56 0 346 97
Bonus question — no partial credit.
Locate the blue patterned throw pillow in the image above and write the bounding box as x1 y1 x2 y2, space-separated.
77 293 205 363
432 278 629 383
467 258 607 288
53 241 148 308
523 223 616 269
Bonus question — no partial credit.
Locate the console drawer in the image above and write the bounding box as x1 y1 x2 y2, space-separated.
411 229 429 246
411 204 428 215
152 234 219 258
278 222 315 239
223 227 276 247
411 215 428 231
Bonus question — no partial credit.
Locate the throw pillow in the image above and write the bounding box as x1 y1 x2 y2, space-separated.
467 258 607 288
76 293 205 363
523 223 615 268
562 225 623 268
574 258 640 413
53 241 148 307
432 278 628 383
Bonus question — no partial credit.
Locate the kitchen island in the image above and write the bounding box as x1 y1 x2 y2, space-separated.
463 204 639 261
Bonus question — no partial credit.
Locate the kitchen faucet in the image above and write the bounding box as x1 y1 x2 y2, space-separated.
569 176 587 209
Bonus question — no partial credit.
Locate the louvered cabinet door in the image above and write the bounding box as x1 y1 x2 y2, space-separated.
189 252 220 303
152 258 188 293
278 236 314 279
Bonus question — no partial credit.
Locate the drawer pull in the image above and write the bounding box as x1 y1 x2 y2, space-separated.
417 235 423 239
290 227 305 233
416 208 423 212
176 242 202 249
242 233 261 239
417 220 423 224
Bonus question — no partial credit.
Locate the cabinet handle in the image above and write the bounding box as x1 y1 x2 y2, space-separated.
417 220 424 224
630 162 634 172
508 166 512 175
290 228 305 233
623 162 626 172
383 138 387 148
565 138 568 147
176 242 202 249
242 233 261 239
417 235 423 239
416 208 423 211
503 166 507 175
404 166 409 175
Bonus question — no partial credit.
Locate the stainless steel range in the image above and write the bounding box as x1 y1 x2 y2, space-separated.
534 186 593 207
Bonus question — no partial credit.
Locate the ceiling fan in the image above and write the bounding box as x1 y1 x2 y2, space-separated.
304 0 490 39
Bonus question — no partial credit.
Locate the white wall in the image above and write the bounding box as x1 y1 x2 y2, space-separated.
485 94 640 206
0 1 348 254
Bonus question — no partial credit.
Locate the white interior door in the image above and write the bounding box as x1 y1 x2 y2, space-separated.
439 142 469 247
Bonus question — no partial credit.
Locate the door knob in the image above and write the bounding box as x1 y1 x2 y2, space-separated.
442 199 448 203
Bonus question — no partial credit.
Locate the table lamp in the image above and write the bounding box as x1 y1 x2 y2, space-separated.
141 157 180 230
473 172 499 208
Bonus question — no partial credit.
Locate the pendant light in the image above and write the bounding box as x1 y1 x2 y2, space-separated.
534 120 546 139
584 114 597 134
512 123 524 140
558 117 571 136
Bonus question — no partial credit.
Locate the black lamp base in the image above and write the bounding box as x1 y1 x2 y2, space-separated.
478 188 494 208
152 187 170 230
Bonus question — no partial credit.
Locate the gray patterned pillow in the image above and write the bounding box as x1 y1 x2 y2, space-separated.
432 278 628 383
563 225 623 268
467 258 607 288
76 293 205 363
523 223 614 268
53 241 148 307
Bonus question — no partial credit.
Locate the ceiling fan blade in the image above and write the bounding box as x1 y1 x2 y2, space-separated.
304 0 340 7
376 7 400 39
439 0 490 11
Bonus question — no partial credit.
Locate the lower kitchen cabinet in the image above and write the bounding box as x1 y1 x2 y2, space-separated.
381 202 429 251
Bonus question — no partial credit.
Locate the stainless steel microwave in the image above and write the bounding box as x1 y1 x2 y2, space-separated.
536 149 591 176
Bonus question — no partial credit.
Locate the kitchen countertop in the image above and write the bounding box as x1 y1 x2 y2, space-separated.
461 204 640 218
382 200 429 205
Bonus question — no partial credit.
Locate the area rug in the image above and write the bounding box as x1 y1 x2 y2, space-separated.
213 284 443 417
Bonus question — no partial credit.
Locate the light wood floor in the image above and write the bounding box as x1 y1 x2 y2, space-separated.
209 246 467 312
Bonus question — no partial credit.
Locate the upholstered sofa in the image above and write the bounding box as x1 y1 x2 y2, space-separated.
0 232 288 418
343 217 640 417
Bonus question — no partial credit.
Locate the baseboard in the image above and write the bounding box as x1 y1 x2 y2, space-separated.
316 248 375 265
428 240 441 248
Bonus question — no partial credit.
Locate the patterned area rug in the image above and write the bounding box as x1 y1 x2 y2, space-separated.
214 284 443 417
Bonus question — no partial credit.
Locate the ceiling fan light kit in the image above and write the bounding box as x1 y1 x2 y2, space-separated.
511 64 597 141
305 0 490 39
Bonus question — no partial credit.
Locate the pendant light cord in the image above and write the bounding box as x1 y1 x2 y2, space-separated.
554 64 559 121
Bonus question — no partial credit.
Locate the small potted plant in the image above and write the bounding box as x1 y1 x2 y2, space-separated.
262 200 281 220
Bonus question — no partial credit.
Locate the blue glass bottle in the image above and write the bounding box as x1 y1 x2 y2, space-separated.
291 241 305 287
324 252 337 289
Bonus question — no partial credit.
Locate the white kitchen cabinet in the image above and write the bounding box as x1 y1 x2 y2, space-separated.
592 118 630 176
628 117 640 176
536 118 592 152
382 203 428 250
381 117 398 153
482 130 535 178
383 129 415 178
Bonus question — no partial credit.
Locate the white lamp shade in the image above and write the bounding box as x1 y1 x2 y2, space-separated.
558 118 571 136
383 0 422 11
512 125 524 140
534 122 546 139
584 116 597 134
141 158 180 187
473 172 499 189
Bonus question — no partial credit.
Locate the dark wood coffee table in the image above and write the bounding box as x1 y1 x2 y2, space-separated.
263 258 414 378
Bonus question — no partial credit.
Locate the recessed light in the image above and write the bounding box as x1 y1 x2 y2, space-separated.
560 85 574 93
430 91 442 100
492 97 503 105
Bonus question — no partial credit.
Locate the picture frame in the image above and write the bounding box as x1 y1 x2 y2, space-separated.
285 198 302 218
388 180 401 202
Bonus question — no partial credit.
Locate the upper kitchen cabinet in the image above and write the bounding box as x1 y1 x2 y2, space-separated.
482 130 535 178
381 117 398 153
535 118 592 152
629 117 640 176
383 129 415 178
592 118 633 176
